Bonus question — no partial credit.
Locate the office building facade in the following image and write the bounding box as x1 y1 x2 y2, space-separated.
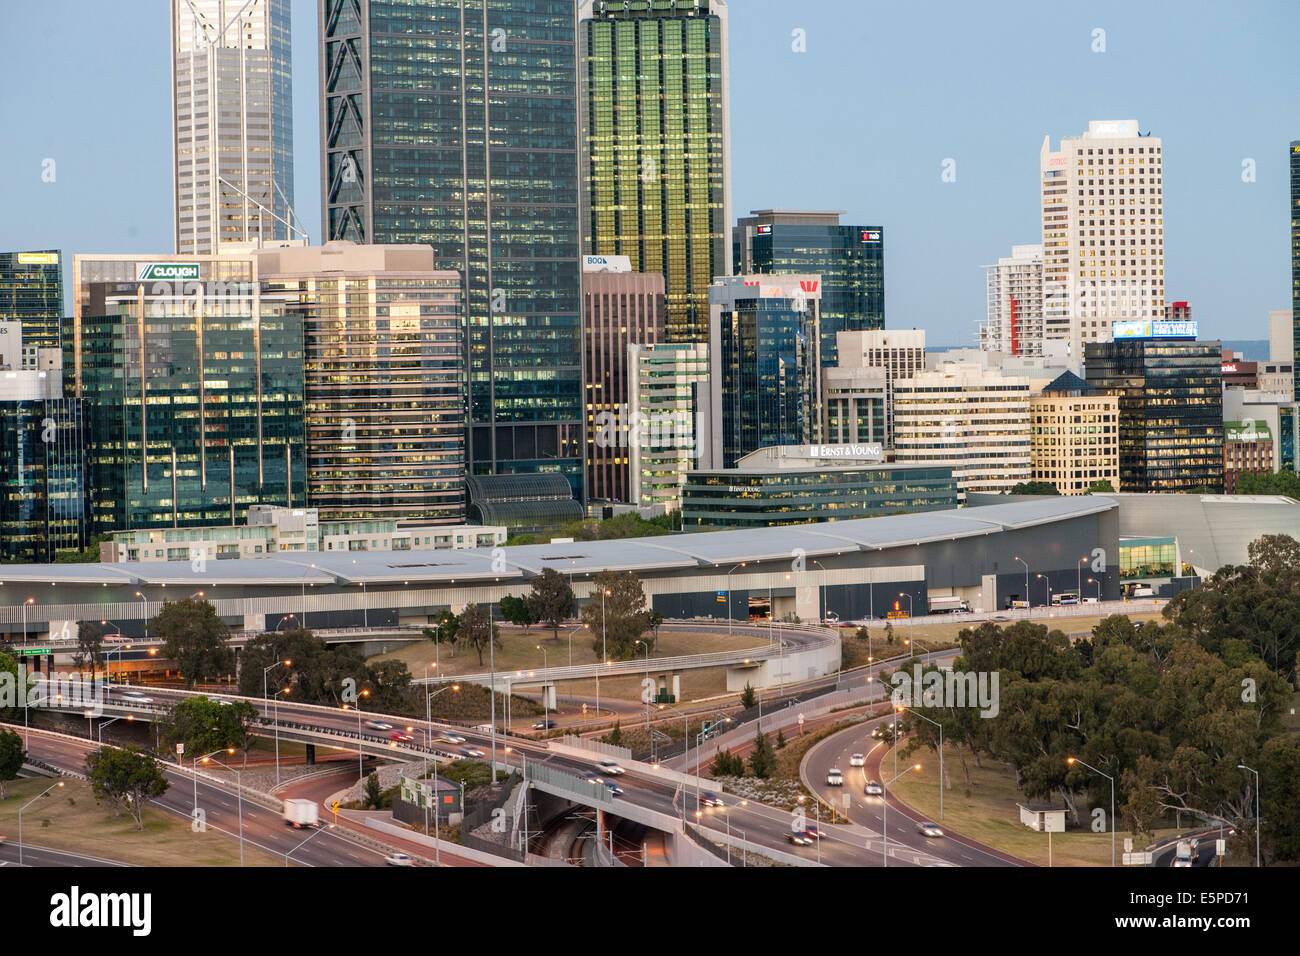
172 0 295 254
627 341 710 511
322 0 583 489
258 242 466 522
70 253 305 533
582 262 666 503
1223 420 1272 494
1084 324 1223 493
979 243 1045 357
708 275 822 468
1040 120 1164 364
733 210 884 366
1029 370 1119 495
1292 141 1300 400
834 329 925 446
0 251 64 350
892 362 1033 499
822 363 887 446
579 0 731 342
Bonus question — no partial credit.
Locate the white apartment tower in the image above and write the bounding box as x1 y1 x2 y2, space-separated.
834 329 925 446
1040 120 1164 364
980 243 1045 356
171 0 296 255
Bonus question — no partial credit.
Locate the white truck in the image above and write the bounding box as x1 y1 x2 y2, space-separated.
1172 839 1197 867
282 798 320 829
927 595 970 614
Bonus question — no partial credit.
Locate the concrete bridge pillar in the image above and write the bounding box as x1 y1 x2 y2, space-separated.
540 683 557 710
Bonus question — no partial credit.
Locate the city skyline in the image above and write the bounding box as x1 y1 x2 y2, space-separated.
0 0 1294 346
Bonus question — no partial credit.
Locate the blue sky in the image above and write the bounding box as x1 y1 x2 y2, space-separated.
1 0 1296 344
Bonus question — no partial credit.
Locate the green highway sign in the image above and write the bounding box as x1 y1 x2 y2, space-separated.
18 647 50 656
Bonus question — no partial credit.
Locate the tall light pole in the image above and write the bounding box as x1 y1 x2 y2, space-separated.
898 592 913 647
1237 763 1260 867
596 588 610 722
135 591 149 640
18 779 64 865
1087 576 1101 602
882 763 921 868
724 563 746 635
488 603 497 777
634 639 652 732
1068 756 1115 867
901 706 944 819
202 753 245 867
21 597 34 644
1014 556 1028 610
1077 556 1088 601
97 714 131 748
1037 573 1051 608
812 559 830 622
344 688 370 781
263 659 291 786
193 746 236 815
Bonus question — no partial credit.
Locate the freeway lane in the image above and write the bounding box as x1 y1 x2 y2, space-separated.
13 730 388 867
801 715 1019 867
0 842 130 867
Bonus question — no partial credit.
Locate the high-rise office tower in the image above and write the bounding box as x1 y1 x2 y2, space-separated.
258 242 466 523
733 210 884 366
833 329 925 446
322 0 583 491
579 0 731 343
171 0 296 255
0 251 64 350
70 253 305 533
1029 371 1119 495
980 243 1045 358
1084 321 1223 493
627 341 710 510
1040 120 1164 365
1291 140 1300 401
708 275 822 468
582 257 666 503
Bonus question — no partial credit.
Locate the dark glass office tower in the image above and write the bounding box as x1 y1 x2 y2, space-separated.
579 0 730 343
0 251 64 350
1084 330 1223 493
708 275 822 468
321 0 583 492
1292 140 1299 401
70 254 305 534
734 211 884 367
0 398 89 562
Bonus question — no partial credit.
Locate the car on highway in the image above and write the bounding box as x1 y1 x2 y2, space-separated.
121 692 154 704
459 746 485 758
385 852 415 867
786 830 816 846
826 768 843 786
864 780 883 796
580 771 603 785
365 720 394 731
802 825 824 840
597 760 626 776
389 731 415 743
917 821 944 838
699 792 725 808
438 732 467 744
602 780 624 797
849 753 865 767
532 719 557 730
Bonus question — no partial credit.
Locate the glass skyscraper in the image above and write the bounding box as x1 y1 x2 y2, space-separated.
1084 330 1223 493
70 254 305 534
734 210 884 367
579 0 731 343
322 0 583 492
0 398 89 563
171 0 295 254
0 251 64 350
1292 140 1299 401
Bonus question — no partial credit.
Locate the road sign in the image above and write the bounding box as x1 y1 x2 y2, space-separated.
841 794 850 810
1124 837 1133 853
17 647 49 656
1216 838 1226 856
176 743 184 755
1122 851 1153 866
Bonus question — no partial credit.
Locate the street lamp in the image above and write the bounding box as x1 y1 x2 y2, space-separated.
193 746 235 815
898 592 913 647
1036 573 1051 608
97 714 132 748
796 793 823 865
21 596 34 644
1014 556 1029 611
634 639 651 732
275 614 297 632
694 713 732 808
812 559 830 623
201 752 245 867
900 705 944 819
18 779 64 864
596 588 610 722
1077 556 1088 602
135 591 149 640
1237 763 1260 867
1067 756 1115 867
263 658 291 786
1087 576 1101 602
724 563 746 635
882 763 922 868
342 688 371 781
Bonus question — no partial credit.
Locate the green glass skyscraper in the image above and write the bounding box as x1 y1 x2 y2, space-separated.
579 0 731 343
0 250 63 350
321 0 583 491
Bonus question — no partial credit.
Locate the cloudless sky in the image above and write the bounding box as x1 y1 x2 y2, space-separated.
1 0 1296 344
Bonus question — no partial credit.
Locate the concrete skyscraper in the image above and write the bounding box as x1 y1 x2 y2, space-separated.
1040 120 1164 365
171 0 297 255
321 0 583 493
979 243 1046 358
579 0 731 343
